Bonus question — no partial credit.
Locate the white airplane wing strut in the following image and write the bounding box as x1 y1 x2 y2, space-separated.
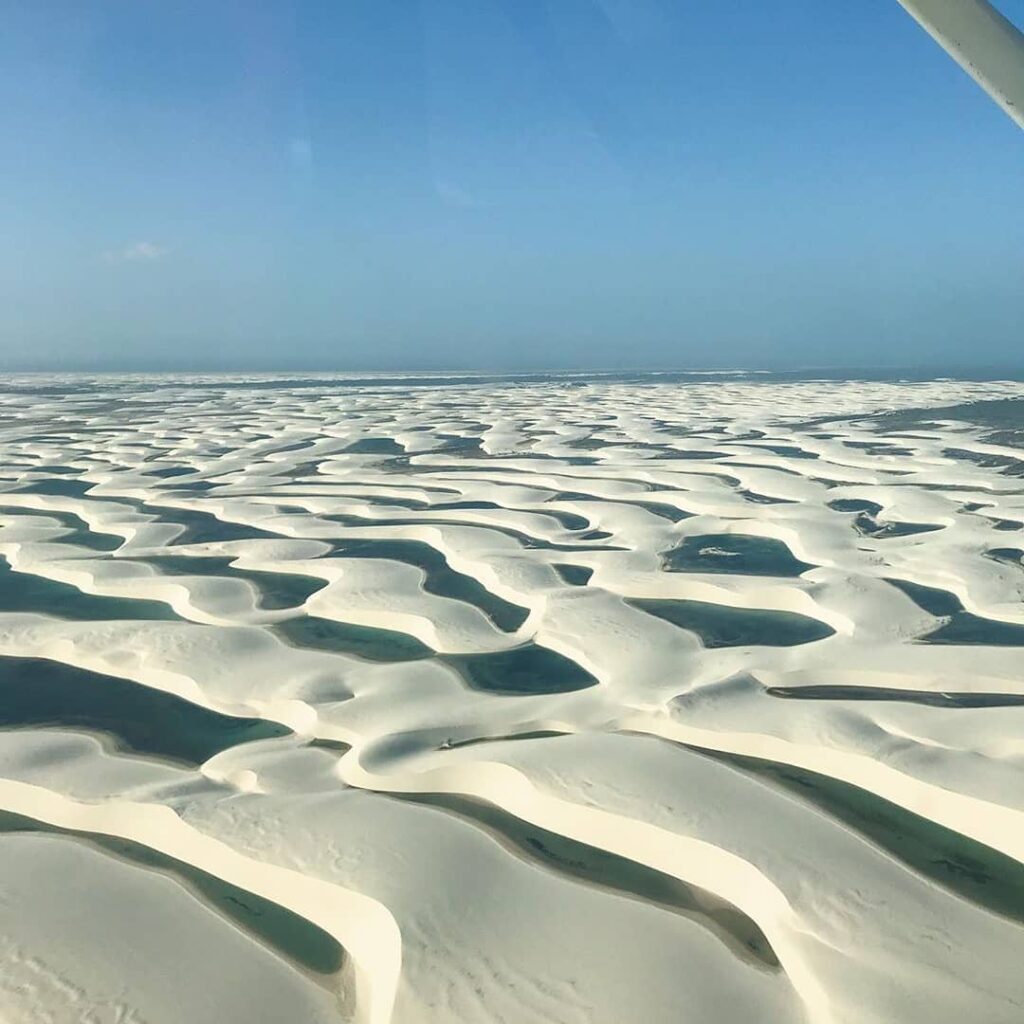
897 0 1024 128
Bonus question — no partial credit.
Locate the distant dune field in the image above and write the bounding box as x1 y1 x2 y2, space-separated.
1 371 1024 1023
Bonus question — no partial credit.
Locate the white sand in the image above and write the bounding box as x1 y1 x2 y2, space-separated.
1 372 1024 1022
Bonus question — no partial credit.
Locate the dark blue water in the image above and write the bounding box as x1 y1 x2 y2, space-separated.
629 598 834 648
0 654 290 766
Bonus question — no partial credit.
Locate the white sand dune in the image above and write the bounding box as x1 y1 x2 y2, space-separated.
1 371 1024 1022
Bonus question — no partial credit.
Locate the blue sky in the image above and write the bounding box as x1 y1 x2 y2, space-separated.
2 0 1022 371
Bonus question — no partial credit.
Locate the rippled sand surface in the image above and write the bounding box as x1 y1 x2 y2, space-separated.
2 371 1024 1024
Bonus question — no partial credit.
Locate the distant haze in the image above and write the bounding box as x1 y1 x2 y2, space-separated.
2 1 1022 372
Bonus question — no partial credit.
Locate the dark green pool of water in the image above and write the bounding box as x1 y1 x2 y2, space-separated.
552 564 594 587
842 441 913 456
986 548 1023 569
766 684 1024 709
442 729 568 750
12 478 95 497
991 518 1023 532
828 498 883 516
856 516 943 540
273 615 432 661
0 557 179 621
0 654 290 766
662 534 814 578
19 465 81 475
740 444 818 460
887 577 1024 646
886 578 963 617
629 598 834 648
926 614 1024 646
442 643 597 695
158 480 221 492
659 449 730 461
343 437 405 455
